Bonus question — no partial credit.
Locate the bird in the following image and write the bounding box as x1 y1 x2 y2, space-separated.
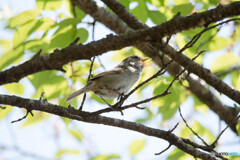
66 55 150 103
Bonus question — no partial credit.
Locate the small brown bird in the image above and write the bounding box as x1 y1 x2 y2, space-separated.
66 55 149 102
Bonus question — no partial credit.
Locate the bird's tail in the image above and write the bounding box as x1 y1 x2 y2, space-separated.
65 86 90 102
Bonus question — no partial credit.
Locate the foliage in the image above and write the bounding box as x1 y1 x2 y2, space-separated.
0 0 239 160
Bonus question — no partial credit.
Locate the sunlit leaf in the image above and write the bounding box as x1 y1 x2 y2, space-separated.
129 139 146 156
55 149 80 158
174 0 189 5
235 75 240 91
36 0 63 10
152 78 188 120
3 83 24 94
0 46 24 70
76 28 89 43
192 121 215 143
168 148 191 160
28 71 68 99
8 10 41 28
237 121 240 136
118 0 130 9
210 52 239 73
131 0 148 23
12 19 41 47
148 10 166 24
23 39 50 53
207 36 232 51
0 40 11 52
49 18 83 49
91 154 120 160
67 128 83 142
172 4 194 16
193 96 208 114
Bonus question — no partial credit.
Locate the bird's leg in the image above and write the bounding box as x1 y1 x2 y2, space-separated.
99 96 114 109
117 92 125 101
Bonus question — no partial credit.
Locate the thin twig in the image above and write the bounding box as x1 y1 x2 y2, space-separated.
92 20 96 41
90 91 171 115
11 110 34 123
155 123 178 155
179 18 240 53
215 66 240 77
39 92 45 101
79 56 96 111
97 56 106 70
155 143 171 155
0 144 51 160
211 115 240 148
178 106 210 147
0 105 6 109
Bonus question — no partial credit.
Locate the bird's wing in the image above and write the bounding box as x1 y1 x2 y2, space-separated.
89 67 124 81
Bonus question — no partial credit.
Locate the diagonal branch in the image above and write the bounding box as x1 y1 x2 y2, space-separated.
96 0 240 133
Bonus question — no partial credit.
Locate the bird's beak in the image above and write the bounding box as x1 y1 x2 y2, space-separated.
140 58 151 66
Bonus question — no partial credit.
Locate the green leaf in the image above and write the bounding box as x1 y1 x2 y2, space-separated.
0 46 24 70
50 18 83 49
55 149 80 158
174 0 189 5
210 52 239 73
131 0 148 23
168 148 190 160
193 95 208 114
3 83 24 95
237 121 240 136
67 128 83 142
23 39 50 53
129 139 146 156
152 78 188 120
36 17 56 31
118 0 130 9
28 71 68 99
12 19 43 47
76 28 89 43
0 40 11 52
207 36 232 51
0 106 13 120
21 112 49 127
235 75 240 91
209 0 220 5
192 121 215 143
74 7 86 19
8 10 41 28
148 10 166 24
91 154 120 160
36 0 63 10
151 0 169 7
50 25 76 49
172 4 194 16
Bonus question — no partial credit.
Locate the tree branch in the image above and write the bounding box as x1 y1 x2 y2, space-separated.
96 0 240 133
0 0 239 133
0 94 217 160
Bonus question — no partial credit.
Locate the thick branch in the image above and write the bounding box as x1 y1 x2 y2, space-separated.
1 1 240 85
0 94 217 160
